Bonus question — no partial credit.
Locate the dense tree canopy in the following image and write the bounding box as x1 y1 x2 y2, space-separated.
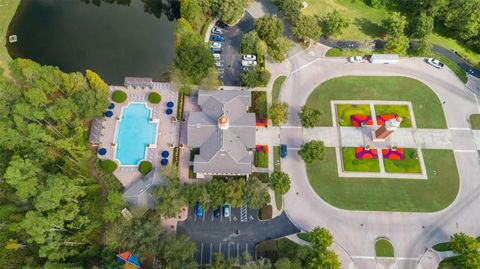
273 0 303 19
269 171 291 195
211 0 249 24
382 12 408 38
256 15 285 45
240 66 271 87
298 140 326 164
269 102 289 125
321 9 351 37
299 106 322 127
291 15 322 45
451 233 480 269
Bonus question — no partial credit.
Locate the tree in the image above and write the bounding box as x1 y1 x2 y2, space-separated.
148 92 161 103
241 31 262 54
443 0 480 41
307 227 340 269
100 159 118 173
206 179 226 207
244 177 270 209
269 171 291 195
180 0 202 29
321 10 350 37
299 106 321 128
112 90 127 103
450 233 480 269
224 179 246 207
159 234 197 269
211 0 248 24
298 140 326 163
269 102 288 125
291 15 322 45
160 165 179 181
309 227 334 251
153 180 187 218
138 160 153 174
275 257 302 269
273 0 303 19
256 15 285 45
211 253 235 269
200 67 221 90
121 213 166 259
267 37 294 62
175 33 215 84
408 39 432 56
408 13 434 39
240 66 271 87
382 12 407 38
4 155 41 200
384 34 410 54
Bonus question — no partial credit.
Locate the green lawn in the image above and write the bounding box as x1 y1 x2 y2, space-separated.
431 52 468 83
432 237 480 252
383 148 422 174
326 48 367 57
273 146 281 172
374 105 412 127
470 114 480 130
304 76 447 129
427 32 480 66
302 0 387 40
336 104 371 126
342 147 380 172
306 148 459 212
0 0 20 75
274 191 282 211
375 239 395 257
255 150 268 168
272 76 287 104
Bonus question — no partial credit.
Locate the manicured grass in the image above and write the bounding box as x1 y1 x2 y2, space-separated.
273 146 281 172
274 191 282 211
383 148 422 174
306 148 459 212
255 150 268 168
326 48 365 57
431 52 468 83
470 114 480 130
304 76 447 129
303 0 387 40
0 0 20 75
432 242 452 252
272 76 287 104
249 91 268 119
374 105 413 127
383 148 422 173
342 147 380 172
375 239 394 257
336 104 371 126
297 232 311 242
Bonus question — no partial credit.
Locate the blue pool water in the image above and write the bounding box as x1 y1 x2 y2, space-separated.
115 103 157 165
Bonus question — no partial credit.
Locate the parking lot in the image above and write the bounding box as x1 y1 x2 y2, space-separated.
208 13 255 86
177 206 299 265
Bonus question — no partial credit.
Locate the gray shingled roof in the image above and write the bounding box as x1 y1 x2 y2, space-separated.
123 168 168 209
187 90 256 174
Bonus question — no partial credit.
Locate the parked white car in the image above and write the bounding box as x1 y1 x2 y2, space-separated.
211 27 223 35
211 42 222 49
218 68 225 74
213 53 221 60
241 60 257 67
348 56 366 63
242 54 256 60
426 58 444 69
215 61 224 67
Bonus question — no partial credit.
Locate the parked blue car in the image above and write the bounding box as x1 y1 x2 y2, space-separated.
280 144 288 158
196 202 203 217
211 35 225 42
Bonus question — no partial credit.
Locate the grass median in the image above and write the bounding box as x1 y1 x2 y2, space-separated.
0 0 20 75
304 76 447 129
306 148 459 212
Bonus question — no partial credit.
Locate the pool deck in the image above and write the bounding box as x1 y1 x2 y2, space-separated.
98 83 179 187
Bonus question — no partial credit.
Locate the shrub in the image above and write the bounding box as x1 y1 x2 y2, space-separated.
298 140 326 163
299 106 322 127
148 92 161 104
100 159 118 173
111 90 127 103
138 161 153 174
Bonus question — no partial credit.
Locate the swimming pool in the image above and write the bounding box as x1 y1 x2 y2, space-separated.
114 103 158 166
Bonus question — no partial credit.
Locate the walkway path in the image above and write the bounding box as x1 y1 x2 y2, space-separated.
273 44 480 269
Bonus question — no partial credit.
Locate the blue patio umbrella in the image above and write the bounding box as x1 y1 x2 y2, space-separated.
167 101 174 108
98 148 107 156
108 103 115 109
161 159 169 166
161 150 169 158
105 110 113 117
166 108 173 115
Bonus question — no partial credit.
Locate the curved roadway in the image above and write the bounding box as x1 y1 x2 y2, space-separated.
270 44 480 269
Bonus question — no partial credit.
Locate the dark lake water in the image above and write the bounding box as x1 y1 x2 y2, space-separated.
7 0 178 84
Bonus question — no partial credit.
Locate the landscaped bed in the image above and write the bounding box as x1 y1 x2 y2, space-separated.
272 76 287 104
336 104 371 126
374 105 412 127
304 76 447 129
375 239 394 257
342 147 380 172
255 145 268 168
470 114 480 130
273 146 281 172
249 91 268 126
306 148 459 212
383 148 421 174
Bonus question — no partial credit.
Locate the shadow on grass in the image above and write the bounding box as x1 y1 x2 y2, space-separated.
354 17 383 39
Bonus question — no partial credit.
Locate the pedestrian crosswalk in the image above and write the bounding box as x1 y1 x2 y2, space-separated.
240 204 248 222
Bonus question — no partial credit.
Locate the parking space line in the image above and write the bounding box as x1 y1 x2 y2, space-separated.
228 243 230 259
211 211 214 221
237 243 239 259
245 243 248 259
210 243 213 264
203 213 205 222
200 242 204 265
194 213 196 222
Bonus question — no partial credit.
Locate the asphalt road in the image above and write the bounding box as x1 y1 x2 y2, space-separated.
267 44 480 269
177 207 299 265
214 13 255 86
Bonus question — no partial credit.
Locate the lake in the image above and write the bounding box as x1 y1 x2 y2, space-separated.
7 0 178 84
